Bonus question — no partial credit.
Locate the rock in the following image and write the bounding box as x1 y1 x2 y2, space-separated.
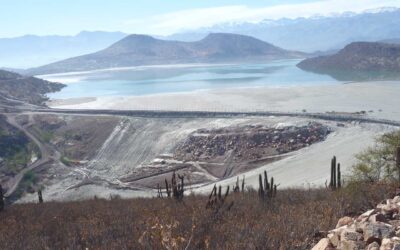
341 229 363 241
380 238 394 250
390 220 400 229
338 239 366 250
360 209 377 219
379 204 398 217
393 196 400 204
369 214 388 223
328 232 340 247
367 241 380 250
312 238 332 250
363 223 395 243
337 216 354 228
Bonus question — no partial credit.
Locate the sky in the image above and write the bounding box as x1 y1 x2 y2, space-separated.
1 0 400 38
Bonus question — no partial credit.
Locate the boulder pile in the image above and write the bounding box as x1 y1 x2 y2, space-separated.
174 122 330 162
313 196 400 250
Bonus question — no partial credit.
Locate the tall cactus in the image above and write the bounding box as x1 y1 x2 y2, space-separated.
0 184 4 212
258 174 264 198
165 179 171 197
258 171 277 200
329 156 341 190
396 147 400 182
331 156 336 188
241 176 245 192
38 190 43 203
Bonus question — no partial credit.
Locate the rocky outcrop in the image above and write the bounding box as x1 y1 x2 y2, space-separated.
313 195 400 250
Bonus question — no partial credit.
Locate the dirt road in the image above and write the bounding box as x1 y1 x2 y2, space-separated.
3 115 55 197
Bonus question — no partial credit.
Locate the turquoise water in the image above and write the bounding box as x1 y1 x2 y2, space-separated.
45 59 342 99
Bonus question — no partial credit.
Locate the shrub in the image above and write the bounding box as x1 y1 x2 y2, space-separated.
350 130 400 182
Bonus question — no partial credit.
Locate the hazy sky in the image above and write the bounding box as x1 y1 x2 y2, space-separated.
1 0 400 38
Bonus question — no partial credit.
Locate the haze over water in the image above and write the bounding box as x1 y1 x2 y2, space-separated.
44 59 342 99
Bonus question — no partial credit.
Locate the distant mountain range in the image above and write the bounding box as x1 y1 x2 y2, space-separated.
0 69 64 105
26 33 305 75
165 8 400 53
2 8 400 70
297 42 400 81
0 31 127 68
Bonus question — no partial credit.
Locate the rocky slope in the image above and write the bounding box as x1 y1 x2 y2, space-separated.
313 194 400 250
27 33 305 75
297 42 400 81
0 69 64 106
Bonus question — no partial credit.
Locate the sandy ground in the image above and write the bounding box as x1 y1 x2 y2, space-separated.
48 81 400 121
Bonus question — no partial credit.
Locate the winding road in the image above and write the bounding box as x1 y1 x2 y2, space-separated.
3 115 55 197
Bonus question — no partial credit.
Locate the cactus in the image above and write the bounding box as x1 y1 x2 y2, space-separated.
165 179 171 197
396 147 400 182
258 174 264 198
270 177 274 193
0 184 4 212
264 171 269 191
241 176 245 192
38 190 43 203
206 185 233 212
258 171 278 200
234 177 240 192
329 156 341 190
157 184 163 198
169 171 184 200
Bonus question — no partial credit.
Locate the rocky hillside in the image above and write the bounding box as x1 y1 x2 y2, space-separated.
27 33 305 75
0 115 33 185
0 69 64 106
297 42 400 80
313 194 400 249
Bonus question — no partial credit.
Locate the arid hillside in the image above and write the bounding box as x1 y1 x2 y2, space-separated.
0 182 395 249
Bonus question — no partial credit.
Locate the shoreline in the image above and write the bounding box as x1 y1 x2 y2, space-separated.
47 81 400 121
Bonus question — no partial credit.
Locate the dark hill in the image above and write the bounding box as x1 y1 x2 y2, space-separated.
297 42 400 81
0 69 64 106
27 33 304 75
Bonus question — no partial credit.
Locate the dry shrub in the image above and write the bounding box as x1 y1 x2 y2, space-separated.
0 182 395 250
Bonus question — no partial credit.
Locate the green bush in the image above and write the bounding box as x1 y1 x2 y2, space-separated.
350 130 400 182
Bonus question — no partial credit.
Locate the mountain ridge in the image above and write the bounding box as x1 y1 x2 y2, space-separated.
26 33 305 75
165 8 400 52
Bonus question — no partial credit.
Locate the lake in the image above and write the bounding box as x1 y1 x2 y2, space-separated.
42 59 342 99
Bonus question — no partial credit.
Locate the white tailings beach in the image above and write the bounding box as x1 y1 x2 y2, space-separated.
49 81 400 121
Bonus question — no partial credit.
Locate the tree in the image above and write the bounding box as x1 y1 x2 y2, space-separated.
350 130 400 182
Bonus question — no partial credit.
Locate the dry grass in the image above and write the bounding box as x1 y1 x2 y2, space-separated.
0 182 396 250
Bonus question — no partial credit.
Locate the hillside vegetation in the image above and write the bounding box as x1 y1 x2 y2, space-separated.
0 69 64 106
0 183 395 249
0 115 35 185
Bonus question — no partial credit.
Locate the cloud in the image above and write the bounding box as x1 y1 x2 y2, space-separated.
122 0 400 35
